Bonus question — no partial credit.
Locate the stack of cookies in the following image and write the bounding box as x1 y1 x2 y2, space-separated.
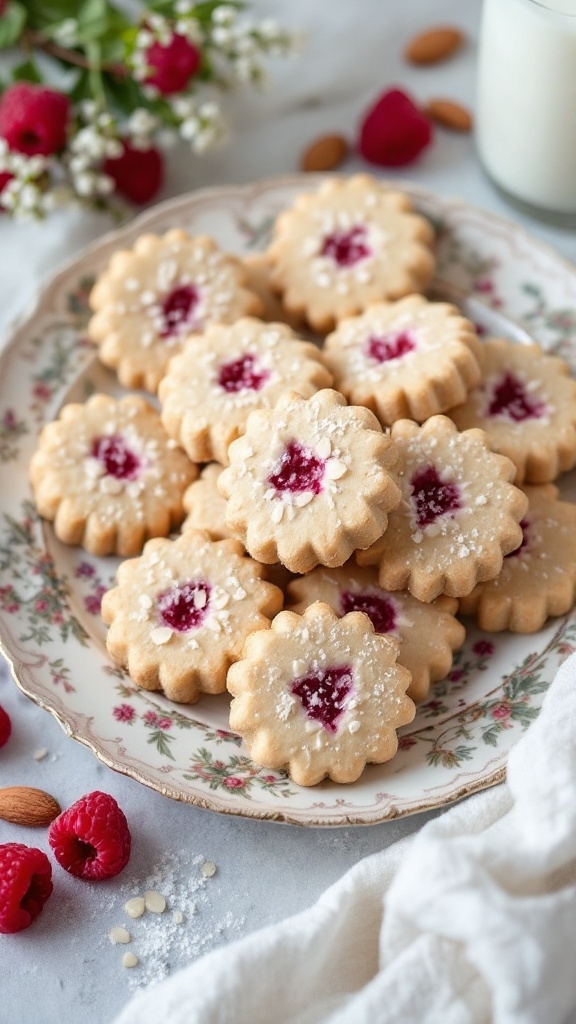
29 175 576 786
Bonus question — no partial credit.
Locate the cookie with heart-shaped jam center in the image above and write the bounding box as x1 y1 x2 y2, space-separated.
357 415 528 602
227 602 415 786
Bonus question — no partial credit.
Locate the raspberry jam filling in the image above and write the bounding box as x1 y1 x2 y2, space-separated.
291 665 354 734
157 580 211 632
218 354 270 394
160 284 201 338
91 435 141 481
487 373 547 422
505 518 530 559
411 465 462 529
320 225 371 268
365 331 417 364
340 590 398 634
268 440 325 495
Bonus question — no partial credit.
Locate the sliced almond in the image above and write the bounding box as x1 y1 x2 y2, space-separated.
0 786 61 827
424 99 473 132
405 27 464 65
300 134 349 173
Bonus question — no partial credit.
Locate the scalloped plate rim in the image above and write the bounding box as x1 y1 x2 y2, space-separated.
1 173 574 827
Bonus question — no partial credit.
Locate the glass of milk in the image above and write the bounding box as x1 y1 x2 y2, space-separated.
476 0 576 225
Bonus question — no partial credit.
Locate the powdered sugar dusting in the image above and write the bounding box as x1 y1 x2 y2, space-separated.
104 850 245 993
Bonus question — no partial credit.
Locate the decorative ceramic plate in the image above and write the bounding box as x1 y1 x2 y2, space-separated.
1 175 575 827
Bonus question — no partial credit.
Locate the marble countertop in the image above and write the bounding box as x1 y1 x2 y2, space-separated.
2 1 576 1021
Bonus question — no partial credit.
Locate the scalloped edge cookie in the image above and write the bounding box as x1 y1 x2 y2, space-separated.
227 601 415 785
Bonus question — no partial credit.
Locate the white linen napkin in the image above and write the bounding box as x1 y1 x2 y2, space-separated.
113 650 576 1024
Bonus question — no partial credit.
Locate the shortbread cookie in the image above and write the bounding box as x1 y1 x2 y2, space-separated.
459 484 576 632
87 230 263 393
158 318 332 465
101 530 282 703
323 295 483 426
182 463 232 540
357 415 528 602
29 394 197 557
218 389 401 573
267 175 435 332
242 253 304 331
286 563 465 703
227 602 415 786
448 337 576 483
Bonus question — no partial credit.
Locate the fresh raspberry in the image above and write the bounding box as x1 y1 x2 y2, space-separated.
103 140 163 204
359 87 433 167
0 82 70 156
48 791 131 880
144 32 201 95
0 843 53 934
0 703 11 747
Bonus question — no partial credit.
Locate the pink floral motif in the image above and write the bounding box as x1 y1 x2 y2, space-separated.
474 276 503 309
84 585 106 615
113 703 136 723
223 776 246 788
157 717 173 731
472 639 495 657
0 584 19 613
75 561 96 579
32 381 52 401
143 710 159 727
492 703 512 720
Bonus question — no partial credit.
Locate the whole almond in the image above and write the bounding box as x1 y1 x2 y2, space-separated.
424 99 473 132
0 786 61 827
300 134 349 173
405 27 464 65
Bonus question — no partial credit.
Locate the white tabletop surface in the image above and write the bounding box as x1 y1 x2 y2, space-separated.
2 1 576 1021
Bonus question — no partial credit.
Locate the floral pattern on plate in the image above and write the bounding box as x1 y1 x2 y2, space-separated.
1 175 575 825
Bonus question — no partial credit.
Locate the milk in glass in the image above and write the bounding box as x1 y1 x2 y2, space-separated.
477 0 576 221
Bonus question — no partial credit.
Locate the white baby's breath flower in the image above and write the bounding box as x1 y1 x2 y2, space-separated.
259 19 281 39
17 183 39 211
128 108 158 137
211 25 233 47
24 155 46 177
136 28 154 48
198 101 219 120
73 171 97 197
212 5 237 26
80 99 99 120
69 153 90 174
52 17 79 46
171 95 197 118
96 174 115 196
180 116 200 141
103 138 123 159
1 170 48 219
145 12 172 46
175 17 202 43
